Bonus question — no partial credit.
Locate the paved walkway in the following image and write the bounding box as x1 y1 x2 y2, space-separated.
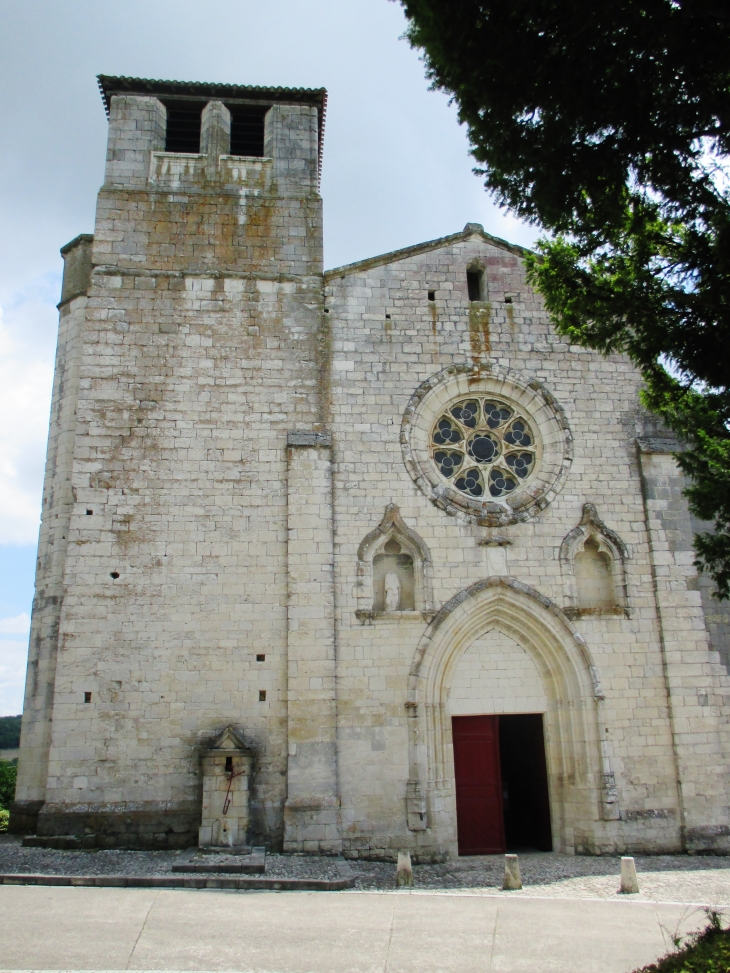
0 884 723 973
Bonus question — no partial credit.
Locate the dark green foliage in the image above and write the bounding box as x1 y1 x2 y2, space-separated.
637 912 730 972
0 715 21 749
399 0 730 595
0 760 17 811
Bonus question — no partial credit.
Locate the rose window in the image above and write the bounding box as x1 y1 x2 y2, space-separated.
431 398 536 499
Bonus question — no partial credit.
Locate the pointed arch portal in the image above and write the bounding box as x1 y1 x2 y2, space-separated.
406 577 611 855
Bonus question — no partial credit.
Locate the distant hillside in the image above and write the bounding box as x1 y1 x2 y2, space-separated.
0 715 21 749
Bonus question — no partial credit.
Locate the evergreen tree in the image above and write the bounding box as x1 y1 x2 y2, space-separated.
399 0 730 594
0 761 16 812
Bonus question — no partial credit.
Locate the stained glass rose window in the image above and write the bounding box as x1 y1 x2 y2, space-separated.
430 398 536 499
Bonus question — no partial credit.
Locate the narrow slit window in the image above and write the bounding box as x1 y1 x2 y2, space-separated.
84 692 92 703
428 290 436 302
164 102 203 153
467 270 484 302
228 105 268 157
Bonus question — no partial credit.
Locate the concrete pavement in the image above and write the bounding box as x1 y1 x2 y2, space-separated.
0 886 714 973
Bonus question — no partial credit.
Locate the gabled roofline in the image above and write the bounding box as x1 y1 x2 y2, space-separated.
97 75 328 186
324 223 533 281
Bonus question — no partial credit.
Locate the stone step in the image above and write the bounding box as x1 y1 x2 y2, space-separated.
171 844 266 873
0 872 353 891
22 835 98 850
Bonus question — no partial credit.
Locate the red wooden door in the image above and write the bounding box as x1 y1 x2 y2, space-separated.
452 715 506 854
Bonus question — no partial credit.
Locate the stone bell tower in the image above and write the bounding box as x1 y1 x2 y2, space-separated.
12 77 337 851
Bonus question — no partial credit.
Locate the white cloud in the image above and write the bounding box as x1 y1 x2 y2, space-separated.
0 639 28 716
0 284 56 545
0 613 30 636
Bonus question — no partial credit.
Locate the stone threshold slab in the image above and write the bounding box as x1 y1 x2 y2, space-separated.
0 873 353 891
171 845 266 874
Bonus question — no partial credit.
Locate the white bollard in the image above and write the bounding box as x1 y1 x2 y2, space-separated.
503 853 522 890
396 850 414 888
620 856 640 894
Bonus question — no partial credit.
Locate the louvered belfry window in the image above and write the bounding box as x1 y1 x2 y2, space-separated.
164 102 203 153
229 105 268 157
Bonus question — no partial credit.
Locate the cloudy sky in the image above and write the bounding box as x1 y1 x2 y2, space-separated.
0 0 537 715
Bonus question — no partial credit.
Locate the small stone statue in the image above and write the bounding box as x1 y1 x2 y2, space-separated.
384 570 401 611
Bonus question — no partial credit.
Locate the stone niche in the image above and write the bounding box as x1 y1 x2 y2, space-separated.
355 504 433 619
373 540 416 612
199 726 254 850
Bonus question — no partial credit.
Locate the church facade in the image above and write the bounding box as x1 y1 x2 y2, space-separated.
11 75 730 858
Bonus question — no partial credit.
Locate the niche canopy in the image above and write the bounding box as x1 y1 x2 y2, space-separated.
401 365 573 525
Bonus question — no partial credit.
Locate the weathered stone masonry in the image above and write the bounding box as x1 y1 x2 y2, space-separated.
11 75 730 856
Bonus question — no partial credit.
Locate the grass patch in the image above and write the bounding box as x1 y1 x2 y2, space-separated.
639 911 730 973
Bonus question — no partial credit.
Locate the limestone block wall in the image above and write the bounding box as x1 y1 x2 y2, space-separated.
638 443 730 852
449 631 548 716
14 88 326 848
325 226 730 858
104 95 166 189
14 77 730 857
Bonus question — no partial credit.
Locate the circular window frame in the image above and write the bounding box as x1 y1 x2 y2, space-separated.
401 365 573 525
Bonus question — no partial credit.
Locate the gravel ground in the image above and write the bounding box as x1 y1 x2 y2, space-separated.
2 835 730 902
264 854 343 880
348 854 730 903
0 836 181 877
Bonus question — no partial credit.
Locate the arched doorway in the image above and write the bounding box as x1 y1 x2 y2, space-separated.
406 578 607 857
450 629 552 853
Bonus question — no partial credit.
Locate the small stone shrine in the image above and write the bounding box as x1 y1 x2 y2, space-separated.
199 726 253 851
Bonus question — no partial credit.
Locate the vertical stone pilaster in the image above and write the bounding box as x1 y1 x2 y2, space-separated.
104 94 166 189
201 101 231 160
283 430 341 853
638 439 730 852
264 104 319 193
